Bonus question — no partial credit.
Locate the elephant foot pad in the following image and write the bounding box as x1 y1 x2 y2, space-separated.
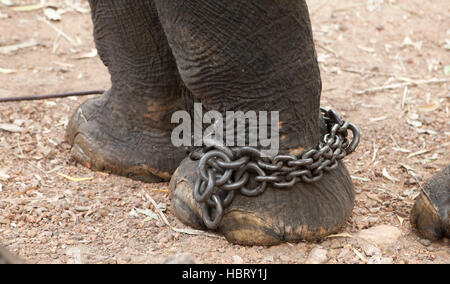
411 165 450 240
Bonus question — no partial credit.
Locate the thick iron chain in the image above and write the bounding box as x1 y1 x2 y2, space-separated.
189 107 361 229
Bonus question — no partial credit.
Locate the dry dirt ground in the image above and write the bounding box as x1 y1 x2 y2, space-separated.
0 0 449 264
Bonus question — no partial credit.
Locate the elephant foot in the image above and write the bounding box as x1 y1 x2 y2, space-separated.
67 90 186 182
411 165 450 240
170 156 355 246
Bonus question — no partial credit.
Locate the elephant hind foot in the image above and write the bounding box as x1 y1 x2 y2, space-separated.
0 246 23 264
67 90 186 183
169 157 355 246
411 165 450 240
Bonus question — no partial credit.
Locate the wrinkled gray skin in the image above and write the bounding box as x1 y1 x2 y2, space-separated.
67 0 322 181
67 0 353 246
63 0 448 245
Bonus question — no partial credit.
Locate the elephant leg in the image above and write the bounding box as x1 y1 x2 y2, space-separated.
411 165 450 240
155 0 355 245
67 0 189 182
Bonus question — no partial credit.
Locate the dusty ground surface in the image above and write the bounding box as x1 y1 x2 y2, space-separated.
0 0 448 264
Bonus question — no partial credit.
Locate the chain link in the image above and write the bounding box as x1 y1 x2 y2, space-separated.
189 107 361 229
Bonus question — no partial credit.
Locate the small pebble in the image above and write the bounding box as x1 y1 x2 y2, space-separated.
306 247 328 264
419 239 431 247
232 255 244 264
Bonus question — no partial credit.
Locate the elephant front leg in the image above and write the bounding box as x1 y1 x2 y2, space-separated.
67 0 189 182
156 0 356 245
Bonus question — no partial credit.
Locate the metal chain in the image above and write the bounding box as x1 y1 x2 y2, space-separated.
189 107 361 229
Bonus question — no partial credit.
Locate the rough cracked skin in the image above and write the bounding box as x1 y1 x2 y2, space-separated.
67 90 187 183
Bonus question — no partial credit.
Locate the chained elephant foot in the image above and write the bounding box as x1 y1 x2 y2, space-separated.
170 156 355 246
411 165 450 240
67 90 186 182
